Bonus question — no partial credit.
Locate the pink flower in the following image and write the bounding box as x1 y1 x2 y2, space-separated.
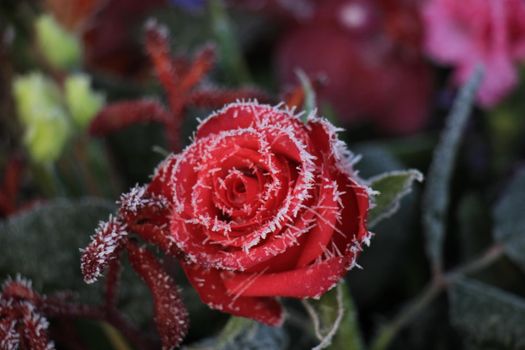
423 0 525 107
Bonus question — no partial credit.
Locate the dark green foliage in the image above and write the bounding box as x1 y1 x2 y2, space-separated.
0 198 152 324
493 168 525 273
449 279 525 349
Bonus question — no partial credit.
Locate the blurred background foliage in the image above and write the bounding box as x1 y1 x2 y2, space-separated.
1 0 525 349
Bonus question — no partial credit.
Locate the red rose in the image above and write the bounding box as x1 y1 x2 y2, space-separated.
146 102 370 325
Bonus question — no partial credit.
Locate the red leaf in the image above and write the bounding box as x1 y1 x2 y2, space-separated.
20 302 54 350
177 45 215 95
127 242 189 349
117 185 170 225
89 99 170 135
80 215 127 284
145 20 180 103
0 316 20 350
1 276 37 302
188 88 270 109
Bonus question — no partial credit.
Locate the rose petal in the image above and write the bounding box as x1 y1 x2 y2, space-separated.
181 261 283 326
222 255 353 299
196 102 304 141
295 174 339 268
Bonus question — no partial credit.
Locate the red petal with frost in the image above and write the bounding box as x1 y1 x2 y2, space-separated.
181 260 283 326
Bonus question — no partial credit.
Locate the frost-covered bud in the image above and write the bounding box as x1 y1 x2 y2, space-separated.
35 14 82 70
64 74 105 129
12 73 71 164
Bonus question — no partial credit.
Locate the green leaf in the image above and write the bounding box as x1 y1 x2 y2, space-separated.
303 282 363 350
0 198 151 324
493 167 525 273
64 73 105 129
12 72 72 164
35 14 82 70
0 198 113 294
449 278 525 349
367 170 423 228
184 316 288 350
422 67 483 272
209 0 251 84
457 193 492 261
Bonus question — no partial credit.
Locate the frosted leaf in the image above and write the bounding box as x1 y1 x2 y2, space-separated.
0 278 54 350
449 278 525 348
127 243 189 349
367 170 423 228
20 302 55 350
303 282 363 350
184 316 288 350
0 318 19 350
80 215 127 284
118 184 169 223
1 275 36 302
493 167 525 273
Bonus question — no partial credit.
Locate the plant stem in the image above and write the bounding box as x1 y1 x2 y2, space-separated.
43 300 155 350
105 257 122 310
369 243 504 350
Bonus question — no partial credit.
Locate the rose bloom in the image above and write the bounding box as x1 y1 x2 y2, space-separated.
275 0 433 135
147 102 370 325
423 0 525 107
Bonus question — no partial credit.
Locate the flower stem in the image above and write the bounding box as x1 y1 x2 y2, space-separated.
369 243 504 350
42 300 156 350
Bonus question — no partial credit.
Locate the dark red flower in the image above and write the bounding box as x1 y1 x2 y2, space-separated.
275 0 433 134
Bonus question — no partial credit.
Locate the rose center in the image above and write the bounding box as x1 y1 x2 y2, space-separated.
224 171 259 206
